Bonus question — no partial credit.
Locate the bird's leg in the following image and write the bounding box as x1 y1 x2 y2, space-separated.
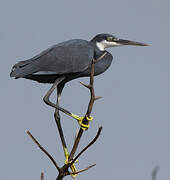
43 79 78 177
43 79 73 117
54 93 78 178
43 78 93 131
55 84 69 159
54 101 69 162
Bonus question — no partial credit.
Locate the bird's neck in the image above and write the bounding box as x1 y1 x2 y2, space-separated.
94 48 107 60
90 41 107 59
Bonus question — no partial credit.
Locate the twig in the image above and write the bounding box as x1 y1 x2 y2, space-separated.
74 128 79 141
152 166 160 180
69 127 102 166
70 164 96 175
69 128 83 161
41 172 44 180
27 131 61 172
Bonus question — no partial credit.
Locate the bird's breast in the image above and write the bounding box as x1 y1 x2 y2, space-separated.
93 52 113 76
79 52 113 77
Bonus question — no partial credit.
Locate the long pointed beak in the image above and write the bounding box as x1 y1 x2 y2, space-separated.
117 39 149 46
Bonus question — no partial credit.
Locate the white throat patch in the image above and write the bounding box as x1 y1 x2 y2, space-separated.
96 40 121 51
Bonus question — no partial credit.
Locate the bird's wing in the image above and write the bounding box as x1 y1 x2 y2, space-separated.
10 40 94 78
38 40 94 74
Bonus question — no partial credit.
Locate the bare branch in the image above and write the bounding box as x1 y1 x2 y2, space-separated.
69 129 83 161
79 81 90 89
94 52 107 62
74 128 79 142
94 96 103 100
152 166 160 180
41 172 44 180
27 131 61 172
69 127 102 167
69 54 106 161
70 164 96 175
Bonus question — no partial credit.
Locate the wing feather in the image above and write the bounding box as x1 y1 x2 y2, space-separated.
10 39 94 78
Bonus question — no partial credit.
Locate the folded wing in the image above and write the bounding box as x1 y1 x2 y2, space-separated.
10 39 94 78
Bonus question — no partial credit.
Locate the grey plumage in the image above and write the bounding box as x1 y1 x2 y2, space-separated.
10 33 147 84
10 38 112 83
10 40 93 76
10 34 148 160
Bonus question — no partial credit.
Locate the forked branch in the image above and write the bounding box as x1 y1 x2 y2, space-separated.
27 55 105 179
69 127 102 167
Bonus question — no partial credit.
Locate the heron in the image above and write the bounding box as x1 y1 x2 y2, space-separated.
10 33 148 175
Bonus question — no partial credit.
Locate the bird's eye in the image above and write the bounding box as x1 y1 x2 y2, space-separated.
106 37 113 42
113 37 119 41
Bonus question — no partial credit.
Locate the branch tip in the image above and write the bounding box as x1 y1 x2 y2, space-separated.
152 166 160 180
70 164 96 175
27 130 61 172
41 172 44 180
69 126 102 167
94 96 103 101
79 81 90 89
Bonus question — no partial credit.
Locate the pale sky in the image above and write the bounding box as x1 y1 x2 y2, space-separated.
1 0 170 179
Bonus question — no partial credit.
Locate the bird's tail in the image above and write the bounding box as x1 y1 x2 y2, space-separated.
10 59 39 78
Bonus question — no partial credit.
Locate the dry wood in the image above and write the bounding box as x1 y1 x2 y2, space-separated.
27 54 107 179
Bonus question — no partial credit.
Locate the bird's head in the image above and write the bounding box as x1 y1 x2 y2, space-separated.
91 33 148 51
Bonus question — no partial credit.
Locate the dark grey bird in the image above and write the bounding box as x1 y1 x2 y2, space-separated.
10 33 147 104
10 33 148 173
10 33 148 118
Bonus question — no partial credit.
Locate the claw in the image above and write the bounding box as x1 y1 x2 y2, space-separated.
70 164 78 178
71 114 83 121
65 157 78 178
64 147 78 178
86 116 93 121
71 114 93 131
75 159 79 164
79 123 89 131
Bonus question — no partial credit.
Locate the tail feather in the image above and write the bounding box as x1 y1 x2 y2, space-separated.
10 60 39 78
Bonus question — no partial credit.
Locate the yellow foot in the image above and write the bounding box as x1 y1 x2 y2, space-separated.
64 148 78 178
65 158 78 178
71 114 93 131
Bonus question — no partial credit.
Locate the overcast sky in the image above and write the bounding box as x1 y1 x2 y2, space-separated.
1 0 170 179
